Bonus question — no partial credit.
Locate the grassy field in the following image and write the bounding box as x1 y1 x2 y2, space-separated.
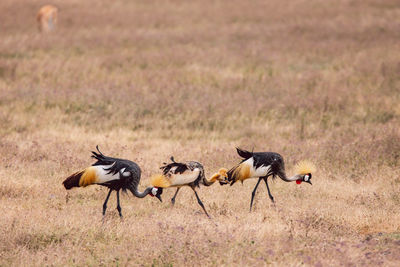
1 0 400 265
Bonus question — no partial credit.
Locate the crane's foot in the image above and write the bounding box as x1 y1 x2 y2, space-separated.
269 198 276 209
116 207 123 218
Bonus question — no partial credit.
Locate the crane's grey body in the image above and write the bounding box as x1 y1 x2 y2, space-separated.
160 157 211 217
63 146 161 218
225 148 312 211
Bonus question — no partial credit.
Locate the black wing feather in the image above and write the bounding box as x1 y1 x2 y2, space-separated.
160 156 188 175
235 148 285 177
252 152 285 177
91 146 140 176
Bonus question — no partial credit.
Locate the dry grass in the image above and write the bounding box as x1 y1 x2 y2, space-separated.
1 0 400 265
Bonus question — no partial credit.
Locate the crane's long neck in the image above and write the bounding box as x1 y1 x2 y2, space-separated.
202 173 221 186
130 186 152 198
277 171 301 182
128 177 152 198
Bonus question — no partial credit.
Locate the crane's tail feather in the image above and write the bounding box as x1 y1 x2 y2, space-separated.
62 167 98 189
236 147 253 159
91 145 106 161
62 170 84 189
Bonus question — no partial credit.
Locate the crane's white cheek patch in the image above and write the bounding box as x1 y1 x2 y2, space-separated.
151 188 158 196
304 175 309 182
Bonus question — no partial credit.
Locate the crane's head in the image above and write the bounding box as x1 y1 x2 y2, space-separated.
215 168 228 181
149 187 163 202
149 174 171 202
297 173 312 185
209 168 228 185
294 161 316 185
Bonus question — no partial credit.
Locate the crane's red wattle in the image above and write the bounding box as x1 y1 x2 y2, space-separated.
296 180 302 184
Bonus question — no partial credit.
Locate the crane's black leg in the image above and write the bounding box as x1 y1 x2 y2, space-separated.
116 190 123 218
250 178 263 212
103 188 113 217
171 187 180 206
263 177 275 203
192 188 210 218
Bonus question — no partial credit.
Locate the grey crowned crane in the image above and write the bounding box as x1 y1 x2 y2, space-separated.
150 157 228 217
221 148 316 211
62 146 162 217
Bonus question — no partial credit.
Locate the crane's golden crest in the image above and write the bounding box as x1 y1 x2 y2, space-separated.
218 168 228 178
294 160 316 175
150 174 171 188
209 168 228 182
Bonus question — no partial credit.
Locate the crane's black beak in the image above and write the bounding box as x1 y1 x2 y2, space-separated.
151 187 163 202
219 178 229 186
156 188 163 202
306 180 312 185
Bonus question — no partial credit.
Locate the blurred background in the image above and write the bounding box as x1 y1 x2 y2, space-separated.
0 0 399 265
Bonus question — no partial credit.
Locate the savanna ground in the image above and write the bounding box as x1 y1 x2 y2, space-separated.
1 0 400 265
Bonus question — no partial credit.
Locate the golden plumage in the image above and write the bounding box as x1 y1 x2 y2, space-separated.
209 168 228 182
150 174 171 188
79 167 98 187
294 160 316 175
218 168 228 178
233 163 251 182
209 173 220 183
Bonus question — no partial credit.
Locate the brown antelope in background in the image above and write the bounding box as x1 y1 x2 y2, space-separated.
37 5 58 32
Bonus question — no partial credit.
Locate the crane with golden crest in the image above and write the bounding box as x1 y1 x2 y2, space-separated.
62 146 162 218
150 157 228 217
220 148 316 211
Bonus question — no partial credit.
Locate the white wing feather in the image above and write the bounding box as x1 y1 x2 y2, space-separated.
169 168 200 186
243 158 271 178
94 164 120 184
